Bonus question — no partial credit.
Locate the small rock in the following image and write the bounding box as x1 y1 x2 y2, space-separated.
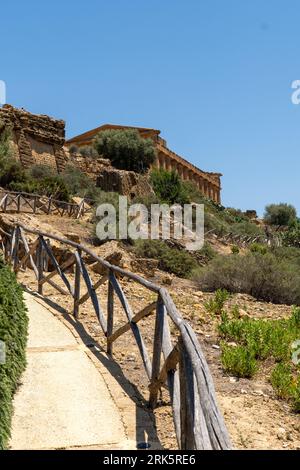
228 341 237 347
241 389 248 394
229 377 238 383
212 344 220 350
277 427 286 440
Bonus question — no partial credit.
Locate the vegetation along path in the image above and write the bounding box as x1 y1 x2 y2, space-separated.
9 291 160 450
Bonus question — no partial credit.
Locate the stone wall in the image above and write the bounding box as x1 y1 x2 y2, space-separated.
0 104 68 172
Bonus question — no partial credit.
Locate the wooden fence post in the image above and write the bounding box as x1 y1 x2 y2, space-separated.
17 194 21 213
47 197 52 215
107 270 114 356
73 248 81 319
149 294 165 409
178 336 195 450
37 236 44 295
12 226 20 272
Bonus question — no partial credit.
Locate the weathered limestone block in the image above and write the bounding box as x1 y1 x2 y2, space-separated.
96 167 154 198
18 130 35 168
68 152 111 181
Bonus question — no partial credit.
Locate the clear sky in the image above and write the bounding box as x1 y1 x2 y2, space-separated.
1 0 299 215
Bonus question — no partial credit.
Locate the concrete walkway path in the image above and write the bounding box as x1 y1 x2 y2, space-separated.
9 292 160 450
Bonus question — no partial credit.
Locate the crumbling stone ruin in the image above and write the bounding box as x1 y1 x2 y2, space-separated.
96 166 154 198
0 104 68 172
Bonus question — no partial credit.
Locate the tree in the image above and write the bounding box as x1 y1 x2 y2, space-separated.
93 129 156 173
150 168 189 204
264 203 297 227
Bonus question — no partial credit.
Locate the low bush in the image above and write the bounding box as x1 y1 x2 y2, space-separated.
204 289 229 315
28 164 56 180
0 259 28 449
231 245 239 254
221 343 257 378
197 241 216 261
60 164 93 197
9 176 70 202
134 239 198 278
250 243 268 255
78 145 99 159
271 363 293 399
193 251 300 305
218 308 300 410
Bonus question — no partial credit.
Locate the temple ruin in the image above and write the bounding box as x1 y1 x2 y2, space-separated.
67 124 222 203
0 105 222 203
0 104 67 172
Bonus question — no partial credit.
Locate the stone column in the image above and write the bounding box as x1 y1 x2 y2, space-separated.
166 157 172 171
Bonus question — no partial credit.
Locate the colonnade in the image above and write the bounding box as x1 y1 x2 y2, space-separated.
155 151 221 204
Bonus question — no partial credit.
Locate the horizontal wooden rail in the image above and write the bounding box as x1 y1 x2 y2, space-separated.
0 190 92 219
0 222 232 450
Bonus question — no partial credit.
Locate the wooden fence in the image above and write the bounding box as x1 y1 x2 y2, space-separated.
205 229 282 248
0 190 92 219
0 223 232 450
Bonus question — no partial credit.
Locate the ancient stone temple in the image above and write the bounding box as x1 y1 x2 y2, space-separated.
0 104 68 172
66 124 222 203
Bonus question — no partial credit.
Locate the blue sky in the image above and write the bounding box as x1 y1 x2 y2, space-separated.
1 0 299 215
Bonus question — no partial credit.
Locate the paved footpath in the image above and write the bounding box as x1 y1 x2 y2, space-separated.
9 292 160 450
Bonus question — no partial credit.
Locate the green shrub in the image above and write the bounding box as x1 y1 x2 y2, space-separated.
78 145 99 159
250 243 268 255
131 193 161 211
10 176 70 202
0 259 28 448
282 221 300 248
230 221 264 238
93 129 156 173
134 239 198 278
193 252 300 305
0 160 27 189
271 365 300 411
28 164 56 180
197 242 216 261
292 378 300 412
60 164 93 197
204 212 229 236
204 289 229 315
231 245 239 254
150 169 189 205
219 308 300 409
264 203 297 227
219 312 299 362
68 144 79 154
271 363 293 399
221 343 258 378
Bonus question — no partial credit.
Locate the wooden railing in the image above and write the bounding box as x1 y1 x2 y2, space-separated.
0 190 92 219
0 223 232 450
205 229 282 248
